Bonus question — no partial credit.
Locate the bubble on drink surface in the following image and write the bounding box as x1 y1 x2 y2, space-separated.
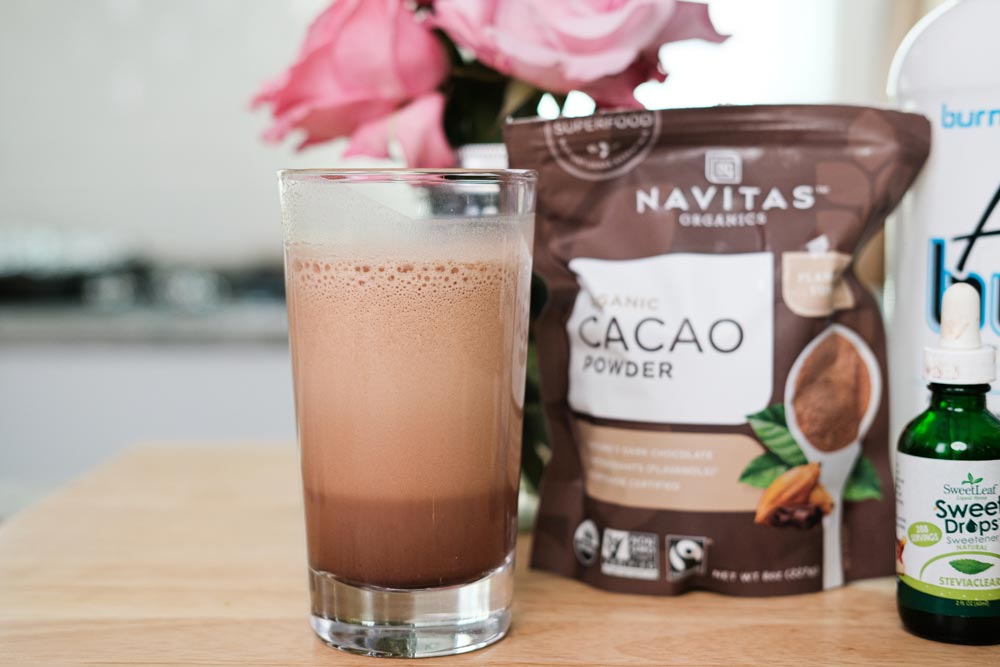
287 255 518 312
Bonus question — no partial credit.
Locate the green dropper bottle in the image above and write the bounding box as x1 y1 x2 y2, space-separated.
896 282 1000 644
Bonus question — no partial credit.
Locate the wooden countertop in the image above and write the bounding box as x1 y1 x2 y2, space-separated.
1 447 996 666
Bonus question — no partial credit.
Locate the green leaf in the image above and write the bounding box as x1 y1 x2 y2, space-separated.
949 559 994 575
498 79 541 121
521 403 548 492
843 455 883 502
442 65 509 146
974 477 984 484
746 405 807 467
520 340 548 492
738 452 790 488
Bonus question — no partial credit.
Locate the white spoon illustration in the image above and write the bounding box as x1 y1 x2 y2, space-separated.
784 324 882 590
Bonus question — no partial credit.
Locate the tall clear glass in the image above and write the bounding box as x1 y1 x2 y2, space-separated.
278 169 536 658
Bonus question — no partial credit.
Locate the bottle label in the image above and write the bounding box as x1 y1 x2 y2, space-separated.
896 452 1000 603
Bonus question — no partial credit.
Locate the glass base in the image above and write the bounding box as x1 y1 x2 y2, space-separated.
309 552 514 658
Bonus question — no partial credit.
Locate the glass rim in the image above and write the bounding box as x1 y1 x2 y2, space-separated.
278 168 536 185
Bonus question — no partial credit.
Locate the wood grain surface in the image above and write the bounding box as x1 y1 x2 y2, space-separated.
0 446 996 666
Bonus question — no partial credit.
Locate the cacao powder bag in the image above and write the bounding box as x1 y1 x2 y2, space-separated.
505 105 930 595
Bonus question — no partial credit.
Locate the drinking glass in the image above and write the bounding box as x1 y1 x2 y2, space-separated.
278 169 535 657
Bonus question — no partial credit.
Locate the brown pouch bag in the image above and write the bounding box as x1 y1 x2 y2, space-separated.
505 105 930 595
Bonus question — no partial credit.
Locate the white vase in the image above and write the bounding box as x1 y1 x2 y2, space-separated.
457 143 509 169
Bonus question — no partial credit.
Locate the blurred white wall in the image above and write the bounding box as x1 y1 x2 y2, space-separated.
637 0 941 110
0 0 343 266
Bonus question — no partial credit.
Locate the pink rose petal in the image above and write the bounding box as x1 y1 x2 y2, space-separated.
252 0 448 149
344 92 455 168
433 0 727 105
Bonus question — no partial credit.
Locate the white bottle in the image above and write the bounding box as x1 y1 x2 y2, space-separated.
887 0 1000 446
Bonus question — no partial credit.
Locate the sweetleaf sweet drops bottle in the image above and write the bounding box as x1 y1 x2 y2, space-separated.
896 283 1000 644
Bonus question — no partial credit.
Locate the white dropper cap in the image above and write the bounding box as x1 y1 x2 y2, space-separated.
924 283 996 384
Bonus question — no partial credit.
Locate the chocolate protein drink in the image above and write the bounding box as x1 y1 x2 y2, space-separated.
286 232 530 588
505 105 930 596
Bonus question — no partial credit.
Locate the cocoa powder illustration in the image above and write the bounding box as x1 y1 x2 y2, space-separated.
792 333 871 452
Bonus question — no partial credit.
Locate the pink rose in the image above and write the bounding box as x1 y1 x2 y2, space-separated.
252 0 453 166
344 92 454 168
432 0 727 108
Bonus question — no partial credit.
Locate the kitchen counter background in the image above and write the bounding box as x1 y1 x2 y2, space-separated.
0 307 295 517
